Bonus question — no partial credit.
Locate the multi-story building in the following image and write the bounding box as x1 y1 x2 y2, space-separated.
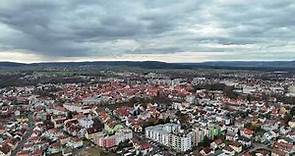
116 128 133 145
98 135 117 148
170 131 192 152
145 123 192 152
98 128 133 148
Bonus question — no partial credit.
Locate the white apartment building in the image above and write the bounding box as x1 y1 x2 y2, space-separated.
116 128 133 145
145 123 192 152
170 132 192 152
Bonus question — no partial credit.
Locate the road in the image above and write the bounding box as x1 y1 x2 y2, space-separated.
238 143 272 156
11 113 35 156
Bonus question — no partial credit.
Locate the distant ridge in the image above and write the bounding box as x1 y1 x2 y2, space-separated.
0 62 27 67
0 60 295 71
184 60 295 70
30 61 186 69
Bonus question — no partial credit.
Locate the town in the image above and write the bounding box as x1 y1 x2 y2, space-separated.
0 68 294 156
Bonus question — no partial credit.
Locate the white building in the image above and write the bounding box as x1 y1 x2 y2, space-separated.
63 103 92 114
170 132 192 152
116 128 133 145
78 117 94 129
145 123 192 152
186 95 196 104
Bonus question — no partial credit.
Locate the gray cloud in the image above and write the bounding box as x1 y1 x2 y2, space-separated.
0 0 294 61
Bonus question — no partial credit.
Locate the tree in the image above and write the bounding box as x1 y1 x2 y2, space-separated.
290 106 295 117
283 106 295 124
199 136 211 147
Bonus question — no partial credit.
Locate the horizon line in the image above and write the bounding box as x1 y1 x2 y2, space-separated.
0 59 294 64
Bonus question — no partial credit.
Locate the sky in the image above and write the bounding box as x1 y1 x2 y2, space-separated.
0 0 295 63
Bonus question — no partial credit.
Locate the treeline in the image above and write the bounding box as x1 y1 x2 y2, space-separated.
0 73 89 88
0 73 37 88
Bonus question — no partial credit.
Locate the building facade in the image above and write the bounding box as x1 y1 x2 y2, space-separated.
145 123 192 152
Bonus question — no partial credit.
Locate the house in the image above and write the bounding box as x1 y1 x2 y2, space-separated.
0 125 5 135
98 128 133 149
288 119 295 129
104 119 123 134
78 117 94 129
62 146 73 156
98 135 116 148
132 124 143 133
115 128 133 145
138 112 151 121
241 128 254 138
126 117 143 132
16 150 29 156
262 131 278 143
225 118 232 126
279 126 291 135
42 128 60 141
212 150 226 156
271 149 287 156
31 149 43 156
51 116 67 128
222 146 235 156
238 136 252 148
47 105 67 116
64 119 83 137
47 142 61 155
272 141 295 155
226 131 238 141
0 143 11 156
226 126 239 141
210 139 225 150
98 111 110 123
200 147 214 156
114 106 132 120
228 141 243 153
85 128 104 142
63 104 91 114
66 137 83 148
261 120 279 131
85 118 104 141
286 131 295 142
277 136 294 144
59 136 70 145
138 143 153 155
16 117 29 123
234 119 245 129
252 148 271 156
22 143 34 152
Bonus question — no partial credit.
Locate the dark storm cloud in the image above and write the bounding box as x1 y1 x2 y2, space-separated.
0 0 294 60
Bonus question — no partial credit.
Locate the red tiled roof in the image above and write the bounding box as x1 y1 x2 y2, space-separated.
0 143 11 154
243 128 254 135
140 143 152 150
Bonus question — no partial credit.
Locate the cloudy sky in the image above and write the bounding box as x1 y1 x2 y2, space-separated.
0 0 295 63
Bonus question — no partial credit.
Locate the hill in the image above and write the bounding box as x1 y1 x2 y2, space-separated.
0 60 294 71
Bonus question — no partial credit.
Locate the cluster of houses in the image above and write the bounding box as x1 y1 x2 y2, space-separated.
0 70 294 156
